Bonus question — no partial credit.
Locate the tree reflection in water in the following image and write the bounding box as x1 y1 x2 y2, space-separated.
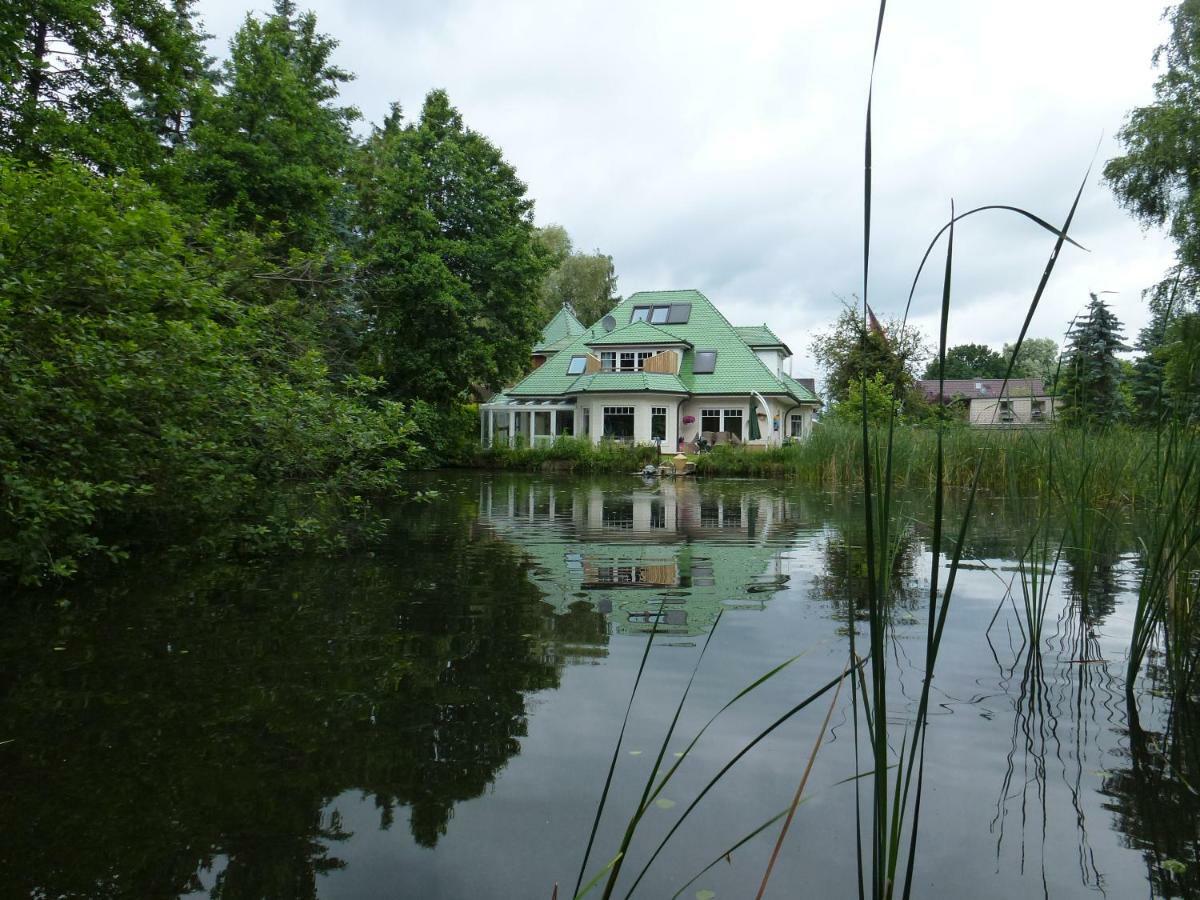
0 499 606 899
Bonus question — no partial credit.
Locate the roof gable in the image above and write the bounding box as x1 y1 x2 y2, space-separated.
505 289 818 403
585 320 691 347
534 305 586 352
735 325 791 355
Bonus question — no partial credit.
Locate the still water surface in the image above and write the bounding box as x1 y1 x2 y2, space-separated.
1 472 1196 898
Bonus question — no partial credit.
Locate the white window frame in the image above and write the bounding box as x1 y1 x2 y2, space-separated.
602 405 635 439
619 351 637 371
721 407 744 438
790 413 803 437
651 406 667 441
600 351 616 371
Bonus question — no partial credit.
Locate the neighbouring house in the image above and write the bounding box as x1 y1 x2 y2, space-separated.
530 304 586 369
481 289 821 451
917 378 1060 427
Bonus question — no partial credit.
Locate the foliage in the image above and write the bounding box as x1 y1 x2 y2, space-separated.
1059 293 1131 427
0 158 424 585
474 437 657 473
1001 336 1060 386
0 0 210 173
825 373 902 426
809 305 929 403
920 342 1006 379
354 93 552 402
1105 0 1200 307
535 224 621 327
183 1 357 250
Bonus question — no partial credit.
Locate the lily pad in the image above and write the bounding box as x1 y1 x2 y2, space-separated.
696 890 716 900
654 798 676 810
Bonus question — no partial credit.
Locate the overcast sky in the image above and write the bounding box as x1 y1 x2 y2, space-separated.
200 0 1176 378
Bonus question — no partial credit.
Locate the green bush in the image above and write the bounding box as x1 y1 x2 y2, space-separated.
0 159 425 585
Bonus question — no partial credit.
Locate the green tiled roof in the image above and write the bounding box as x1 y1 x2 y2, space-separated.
735 324 791 354
506 289 821 403
565 372 688 394
781 373 820 403
585 320 690 347
533 305 586 353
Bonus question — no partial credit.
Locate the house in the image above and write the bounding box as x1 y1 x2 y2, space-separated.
480 289 821 451
530 304 586 369
916 378 1060 427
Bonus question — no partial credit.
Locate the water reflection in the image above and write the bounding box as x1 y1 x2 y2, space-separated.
477 477 816 636
0 500 604 898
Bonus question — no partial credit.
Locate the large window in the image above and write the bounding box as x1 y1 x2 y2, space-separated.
651 406 667 441
600 351 616 371
700 407 743 437
603 406 634 439
722 408 743 439
619 351 637 372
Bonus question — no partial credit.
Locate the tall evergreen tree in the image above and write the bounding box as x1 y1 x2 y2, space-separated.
185 0 357 250
1060 294 1130 427
354 93 553 401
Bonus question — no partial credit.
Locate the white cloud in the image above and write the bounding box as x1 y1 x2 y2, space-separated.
198 0 1177 378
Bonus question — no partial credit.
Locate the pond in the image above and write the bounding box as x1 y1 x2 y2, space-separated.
1 472 1196 898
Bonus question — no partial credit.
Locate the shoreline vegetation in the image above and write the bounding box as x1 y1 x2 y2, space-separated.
470 423 1163 506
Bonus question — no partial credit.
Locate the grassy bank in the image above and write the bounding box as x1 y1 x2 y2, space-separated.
472 437 659 473
473 424 1161 505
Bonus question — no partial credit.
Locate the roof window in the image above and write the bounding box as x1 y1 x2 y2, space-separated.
693 350 717 374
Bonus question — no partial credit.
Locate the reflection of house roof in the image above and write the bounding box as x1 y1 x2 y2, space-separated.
477 479 815 636
917 378 1050 401
507 290 820 404
534 306 586 354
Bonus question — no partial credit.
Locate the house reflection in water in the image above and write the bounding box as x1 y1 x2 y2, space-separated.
478 478 814 637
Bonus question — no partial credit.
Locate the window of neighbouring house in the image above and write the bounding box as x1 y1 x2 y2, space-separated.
651 406 667 441
600 351 616 371
693 350 717 374
631 306 650 322
566 355 587 375
790 414 803 437
722 408 743 439
999 399 1014 421
700 408 722 434
1032 399 1046 419
603 406 634 439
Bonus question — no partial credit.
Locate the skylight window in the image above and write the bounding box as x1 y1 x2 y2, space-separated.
649 306 670 324
566 355 587 375
693 350 717 374
631 307 650 322
667 303 691 324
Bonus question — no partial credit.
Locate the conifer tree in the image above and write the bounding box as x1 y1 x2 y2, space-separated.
1060 294 1130 427
185 0 357 251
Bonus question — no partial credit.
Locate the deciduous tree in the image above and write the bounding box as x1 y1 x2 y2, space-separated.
354 93 552 401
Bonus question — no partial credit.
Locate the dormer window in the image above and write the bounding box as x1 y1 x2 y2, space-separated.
599 348 669 372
